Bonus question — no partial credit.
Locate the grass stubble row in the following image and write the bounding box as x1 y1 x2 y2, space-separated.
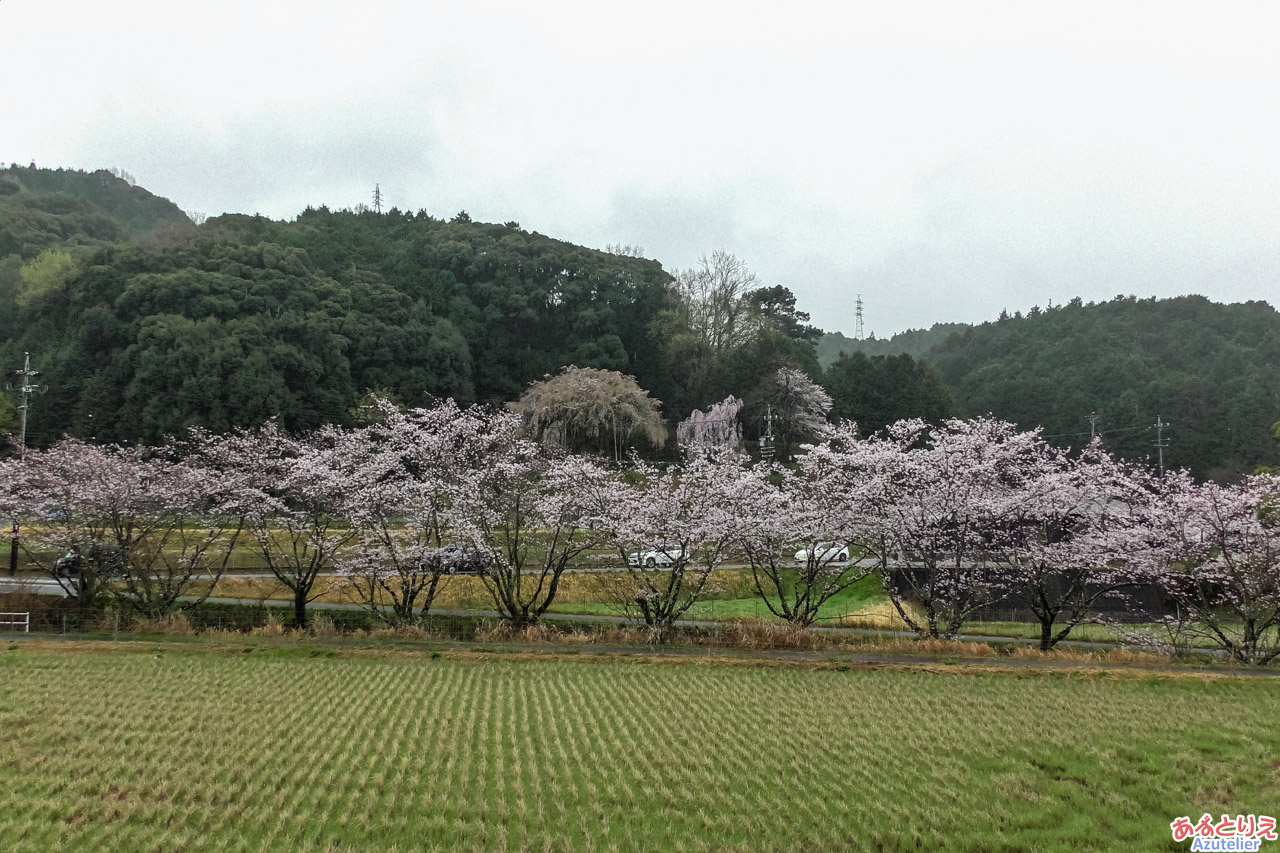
0 642 1277 852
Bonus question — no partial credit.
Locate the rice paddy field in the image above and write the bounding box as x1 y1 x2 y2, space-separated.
2 640 1278 852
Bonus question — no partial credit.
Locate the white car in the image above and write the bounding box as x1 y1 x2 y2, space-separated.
794 542 850 563
627 543 685 568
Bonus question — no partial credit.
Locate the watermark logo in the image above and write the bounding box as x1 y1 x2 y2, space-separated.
1171 814 1277 851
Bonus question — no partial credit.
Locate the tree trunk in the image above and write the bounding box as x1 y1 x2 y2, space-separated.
1038 618 1054 652
294 591 308 629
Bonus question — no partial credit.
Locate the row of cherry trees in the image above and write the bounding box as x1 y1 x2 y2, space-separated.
3 403 1278 661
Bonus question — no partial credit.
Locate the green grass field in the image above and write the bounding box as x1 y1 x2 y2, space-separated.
2 640 1277 852
544 573 889 624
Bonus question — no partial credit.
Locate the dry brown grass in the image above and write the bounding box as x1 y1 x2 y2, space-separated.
132 612 196 635
711 619 831 650
1005 644 1171 666
249 613 287 637
831 599 923 631
201 568 705 611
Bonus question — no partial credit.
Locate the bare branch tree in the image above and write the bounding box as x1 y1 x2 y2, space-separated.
676 250 758 354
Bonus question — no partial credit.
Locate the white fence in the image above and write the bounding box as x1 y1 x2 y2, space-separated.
0 612 30 633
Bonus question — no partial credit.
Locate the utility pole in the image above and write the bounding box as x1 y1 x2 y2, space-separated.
1152 415 1169 477
372 183 383 214
758 403 776 461
1086 412 1100 441
6 352 42 575
854 295 864 341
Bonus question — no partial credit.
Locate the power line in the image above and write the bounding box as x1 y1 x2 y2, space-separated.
1042 423 1151 441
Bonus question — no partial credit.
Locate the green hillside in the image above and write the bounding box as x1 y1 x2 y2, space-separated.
0 206 676 445
0 164 192 252
928 296 1280 478
1 166 1276 477
817 323 970 366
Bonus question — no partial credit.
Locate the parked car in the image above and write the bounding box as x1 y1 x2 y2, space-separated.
627 543 686 568
435 545 493 576
793 542 850 563
53 544 124 578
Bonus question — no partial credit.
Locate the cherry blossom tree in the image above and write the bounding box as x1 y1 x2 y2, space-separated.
336 399 507 624
593 447 753 642
191 422 362 628
735 441 877 627
676 395 743 449
751 366 832 461
449 414 610 626
1000 443 1155 650
1 439 244 618
812 418 1048 638
1143 472 1280 664
509 365 666 460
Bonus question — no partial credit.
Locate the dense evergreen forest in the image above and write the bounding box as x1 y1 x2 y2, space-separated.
0 166 841 449
1 165 1276 477
817 323 971 365
927 298 1280 480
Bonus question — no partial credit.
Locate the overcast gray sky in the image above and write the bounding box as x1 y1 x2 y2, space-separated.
4 1 1279 336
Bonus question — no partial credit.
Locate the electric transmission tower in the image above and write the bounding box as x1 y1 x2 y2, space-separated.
372 183 384 214
854 294 864 341
6 352 43 576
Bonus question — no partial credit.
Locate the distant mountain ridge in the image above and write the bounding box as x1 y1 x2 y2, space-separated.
818 323 971 366
0 164 193 252
927 295 1280 479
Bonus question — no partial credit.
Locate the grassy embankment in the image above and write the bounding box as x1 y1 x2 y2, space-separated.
200 571 1148 643
199 570 908 624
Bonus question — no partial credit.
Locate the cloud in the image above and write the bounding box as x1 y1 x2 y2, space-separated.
3 1 1278 336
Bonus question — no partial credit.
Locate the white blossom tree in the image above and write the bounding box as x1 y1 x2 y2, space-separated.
811 418 1046 638
752 366 832 461
450 415 610 626
593 447 753 642
1 439 244 618
1142 472 1280 664
191 422 362 628
676 395 743 449
736 433 878 627
335 399 502 623
1000 443 1155 650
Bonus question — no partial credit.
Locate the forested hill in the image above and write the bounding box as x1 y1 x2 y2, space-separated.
817 323 970 366
927 297 1280 479
0 165 193 249
1 166 1276 478
0 168 686 446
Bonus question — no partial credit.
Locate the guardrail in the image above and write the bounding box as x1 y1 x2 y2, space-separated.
0 611 30 633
